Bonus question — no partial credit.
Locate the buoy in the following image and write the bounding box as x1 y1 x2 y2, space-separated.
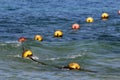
54 30 63 37
86 17 94 23
72 23 80 30
118 10 120 15
34 35 43 41
22 50 33 58
18 37 26 42
68 62 81 70
101 13 109 19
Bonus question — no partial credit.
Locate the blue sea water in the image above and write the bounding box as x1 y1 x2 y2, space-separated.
0 0 120 80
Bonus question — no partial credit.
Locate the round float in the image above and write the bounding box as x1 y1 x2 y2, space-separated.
22 50 33 58
54 30 63 37
118 10 120 15
34 35 43 41
72 23 80 30
86 17 94 23
101 12 109 19
68 62 81 70
18 37 26 42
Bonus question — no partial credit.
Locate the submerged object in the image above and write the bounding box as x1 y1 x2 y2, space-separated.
72 23 80 30
54 30 63 37
22 50 33 58
101 12 109 20
34 35 43 41
18 37 26 42
86 17 94 23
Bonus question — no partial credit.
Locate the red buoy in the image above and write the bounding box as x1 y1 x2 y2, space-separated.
72 23 80 30
118 10 120 15
18 37 26 42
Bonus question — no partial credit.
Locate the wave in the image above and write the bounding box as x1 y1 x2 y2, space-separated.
8 54 39 60
0 40 22 47
45 53 84 61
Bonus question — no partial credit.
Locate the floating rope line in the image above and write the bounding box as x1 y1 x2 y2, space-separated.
21 45 25 51
29 56 48 65
29 56 63 69
29 56 97 73
19 37 97 73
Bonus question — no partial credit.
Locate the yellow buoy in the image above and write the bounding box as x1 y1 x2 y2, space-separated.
34 35 43 41
68 62 81 70
86 17 94 23
101 13 109 19
22 50 33 58
54 30 63 37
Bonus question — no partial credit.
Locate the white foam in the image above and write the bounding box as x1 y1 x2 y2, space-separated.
32 56 39 60
46 57 61 60
66 54 82 59
5 41 19 43
13 54 21 58
12 54 39 60
45 53 83 61
0 41 22 47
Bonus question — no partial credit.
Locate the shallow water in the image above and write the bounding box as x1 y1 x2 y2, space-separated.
0 0 120 80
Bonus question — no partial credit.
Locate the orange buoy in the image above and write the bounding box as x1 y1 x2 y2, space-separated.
18 37 26 42
72 23 80 30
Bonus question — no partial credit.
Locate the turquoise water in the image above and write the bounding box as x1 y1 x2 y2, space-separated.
0 0 120 80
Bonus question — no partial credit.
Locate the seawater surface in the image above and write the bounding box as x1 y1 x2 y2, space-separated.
0 0 120 80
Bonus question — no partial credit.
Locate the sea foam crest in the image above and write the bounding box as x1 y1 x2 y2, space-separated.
13 54 39 60
45 53 83 61
0 41 22 47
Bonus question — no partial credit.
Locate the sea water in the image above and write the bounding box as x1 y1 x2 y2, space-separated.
0 0 120 80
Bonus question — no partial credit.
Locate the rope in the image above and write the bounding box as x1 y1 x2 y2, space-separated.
28 57 97 73
20 43 97 73
29 56 62 69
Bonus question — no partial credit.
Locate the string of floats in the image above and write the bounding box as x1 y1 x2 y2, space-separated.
18 11 120 72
